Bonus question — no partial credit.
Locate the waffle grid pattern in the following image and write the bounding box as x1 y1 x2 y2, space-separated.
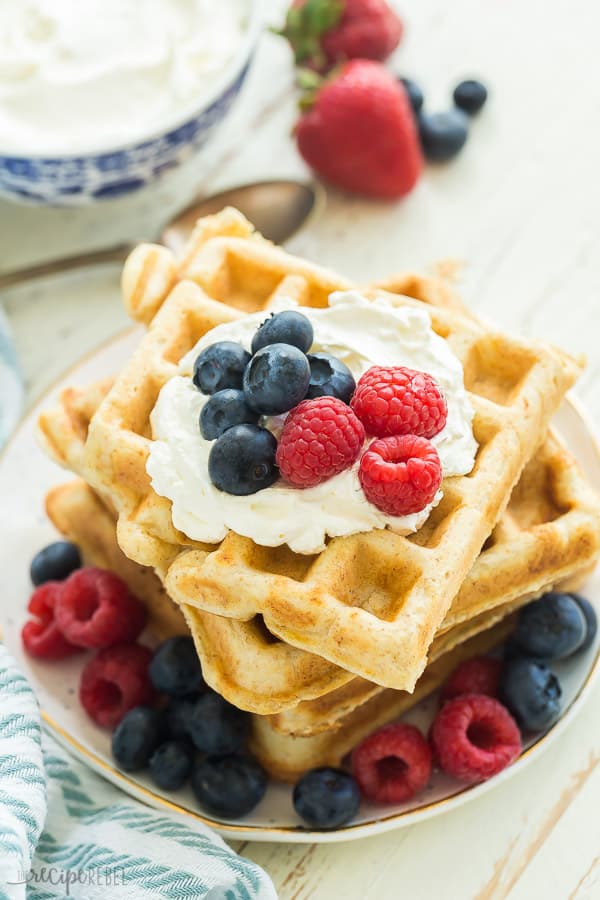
37 280 596 715
80 212 581 690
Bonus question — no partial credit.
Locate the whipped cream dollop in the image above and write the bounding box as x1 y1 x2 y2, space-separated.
147 291 478 555
0 0 247 153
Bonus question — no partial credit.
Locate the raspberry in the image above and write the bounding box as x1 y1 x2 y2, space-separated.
351 366 447 438
359 434 442 516
55 567 147 649
351 723 432 803
430 694 522 783
276 397 365 488
79 643 156 728
21 582 81 660
440 657 502 704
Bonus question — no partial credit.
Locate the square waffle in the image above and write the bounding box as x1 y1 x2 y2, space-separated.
38 276 597 713
43 478 594 782
80 210 582 690
39 382 600 723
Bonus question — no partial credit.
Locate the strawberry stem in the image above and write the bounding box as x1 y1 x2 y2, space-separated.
296 64 344 112
273 0 344 67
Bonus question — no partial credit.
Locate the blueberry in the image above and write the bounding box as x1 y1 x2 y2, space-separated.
191 753 267 818
418 110 469 162
111 706 164 772
208 424 278 495
500 658 562 732
149 637 204 697
149 740 195 790
251 310 313 355
193 342 251 395
400 77 424 114
30 541 81 586
453 79 488 115
306 353 356 404
243 343 311 415
513 593 587 660
570 594 597 653
502 635 523 661
187 692 250 755
166 695 198 740
293 767 360 830
200 389 259 440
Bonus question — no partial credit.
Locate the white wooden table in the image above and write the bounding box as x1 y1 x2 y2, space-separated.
2 2 599 897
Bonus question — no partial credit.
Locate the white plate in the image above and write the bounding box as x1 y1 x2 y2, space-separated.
1 329 599 843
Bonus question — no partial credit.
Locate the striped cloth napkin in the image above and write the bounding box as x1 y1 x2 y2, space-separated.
0 645 277 900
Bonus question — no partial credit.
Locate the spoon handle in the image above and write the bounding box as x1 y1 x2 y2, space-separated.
0 243 135 291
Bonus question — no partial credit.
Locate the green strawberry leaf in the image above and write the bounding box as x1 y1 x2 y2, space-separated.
274 0 344 66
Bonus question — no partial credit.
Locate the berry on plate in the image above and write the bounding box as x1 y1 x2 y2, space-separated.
453 79 488 116
166 695 198 740
293 767 361 829
252 310 314 355
149 636 204 697
306 352 356 404
192 753 267 818
79 643 155 728
351 365 447 439
430 694 522 783
351 722 432 803
512 592 587 660
278 0 403 71
187 692 250 755
21 582 80 660
55 567 147 649
359 434 443 516
440 656 502 703
418 110 469 162
243 343 311 415
149 740 195 791
208 423 278 495
400 77 424 115
570 593 597 652
500 657 562 732
199 389 258 441
277 396 365 487
30 541 81 586
193 342 251 395
111 706 165 772
296 60 423 200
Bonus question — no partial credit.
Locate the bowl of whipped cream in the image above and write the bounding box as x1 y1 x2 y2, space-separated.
0 0 262 205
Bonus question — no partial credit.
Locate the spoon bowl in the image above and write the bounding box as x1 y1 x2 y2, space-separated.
162 180 323 252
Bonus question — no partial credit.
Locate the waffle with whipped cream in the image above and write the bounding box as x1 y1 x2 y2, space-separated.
77 210 581 691
39 381 600 727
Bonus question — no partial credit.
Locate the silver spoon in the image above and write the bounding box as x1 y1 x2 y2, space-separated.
0 179 324 291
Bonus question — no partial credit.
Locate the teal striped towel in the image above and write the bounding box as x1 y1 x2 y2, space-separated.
0 645 277 900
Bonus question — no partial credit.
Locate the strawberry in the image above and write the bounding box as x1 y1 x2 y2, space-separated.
295 60 423 200
278 0 403 71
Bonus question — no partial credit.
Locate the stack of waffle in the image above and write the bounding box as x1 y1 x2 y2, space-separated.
38 209 600 782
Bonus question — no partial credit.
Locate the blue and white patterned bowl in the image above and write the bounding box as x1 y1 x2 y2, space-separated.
0 2 262 206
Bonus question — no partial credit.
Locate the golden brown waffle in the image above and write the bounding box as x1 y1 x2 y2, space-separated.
38 378 114 477
38 290 597 714
82 210 582 690
248 560 600 782
42 477 591 782
39 385 600 722
250 622 514 781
